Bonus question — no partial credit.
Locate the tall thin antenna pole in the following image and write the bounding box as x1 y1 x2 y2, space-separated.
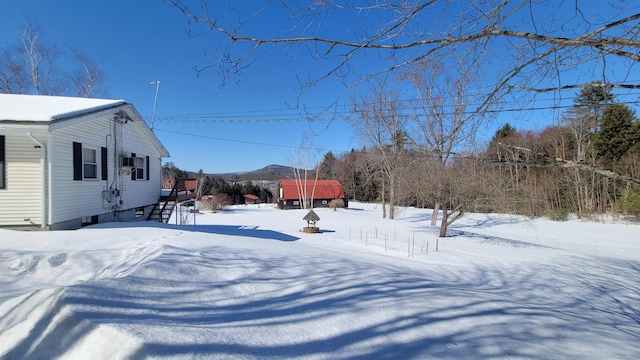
150 80 161 130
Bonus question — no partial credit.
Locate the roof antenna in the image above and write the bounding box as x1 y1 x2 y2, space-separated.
150 80 161 130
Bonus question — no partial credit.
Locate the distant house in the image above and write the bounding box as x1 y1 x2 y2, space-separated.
0 94 169 230
277 179 348 209
244 194 260 204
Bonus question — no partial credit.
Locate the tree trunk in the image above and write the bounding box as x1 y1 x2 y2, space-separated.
389 174 395 219
431 202 439 226
381 173 387 219
439 203 465 238
439 203 449 237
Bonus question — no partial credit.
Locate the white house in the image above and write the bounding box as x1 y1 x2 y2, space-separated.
0 94 170 230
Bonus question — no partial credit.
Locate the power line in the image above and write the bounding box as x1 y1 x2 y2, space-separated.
152 87 640 153
154 128 341 152
153 98 640 124
153 85 640 122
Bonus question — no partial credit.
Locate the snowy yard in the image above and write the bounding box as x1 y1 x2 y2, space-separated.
0 202 638 359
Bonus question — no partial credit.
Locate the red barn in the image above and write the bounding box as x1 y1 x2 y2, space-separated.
277 179 348 209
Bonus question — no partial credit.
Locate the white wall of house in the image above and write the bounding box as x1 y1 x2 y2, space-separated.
48 105 165 228
0 128 47 226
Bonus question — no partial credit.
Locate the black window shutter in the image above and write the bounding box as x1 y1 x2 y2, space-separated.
0 136 5 162
73 142 82 180
131 153 136 181
101 147 108 181
0 135 4 189
146 156 150 180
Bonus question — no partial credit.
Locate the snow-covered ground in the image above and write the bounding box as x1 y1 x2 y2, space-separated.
0 202 638 359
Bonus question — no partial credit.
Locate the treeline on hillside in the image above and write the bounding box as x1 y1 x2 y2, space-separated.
162 163 273 204
208 179 273 204
163 83 639 220
314 83 640 220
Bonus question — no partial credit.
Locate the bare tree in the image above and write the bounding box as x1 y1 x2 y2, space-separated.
18 22 58 95
69 50 106 98
196 169 207 197
1 21 106 97
166 1 640 221
0 48 29 94
166 1 640 110
561 83 615 216
352 83 407 219
400 55 487 236
288 134 323 209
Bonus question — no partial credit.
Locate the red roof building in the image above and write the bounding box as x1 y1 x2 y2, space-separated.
277 179 347 209
244 194 260 204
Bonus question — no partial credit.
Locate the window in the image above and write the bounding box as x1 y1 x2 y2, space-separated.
83 148 97 179
130 153 145 181
82 215 98 226
0 135 5 189
135 207 145 218
73 142 103 181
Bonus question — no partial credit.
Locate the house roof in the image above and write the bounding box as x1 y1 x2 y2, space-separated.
279 179 345 200
244 194 259 200
0 94 125 122
0 94 169 158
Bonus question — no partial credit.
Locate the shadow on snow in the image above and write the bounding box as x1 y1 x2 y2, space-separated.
5 245 640 359
91 221 300 242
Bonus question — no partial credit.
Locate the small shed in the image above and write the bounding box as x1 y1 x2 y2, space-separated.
244 194 260 204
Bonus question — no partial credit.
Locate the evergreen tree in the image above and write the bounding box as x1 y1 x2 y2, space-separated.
563 82 615 161
572 81 614 130
162 162 189 179
594 103 637 162
492 123 517 142
317 151 337 179
486 123 517 159
620 187 640 220
337 149 358 198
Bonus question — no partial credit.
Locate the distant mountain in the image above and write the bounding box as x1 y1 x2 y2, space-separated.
215 164 297 181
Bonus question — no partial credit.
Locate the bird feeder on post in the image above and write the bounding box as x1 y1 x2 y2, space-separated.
303 209 321 233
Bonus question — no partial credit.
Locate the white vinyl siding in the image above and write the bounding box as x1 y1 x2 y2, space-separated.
0 130 45 226
0 103 166 228
48 105 164 225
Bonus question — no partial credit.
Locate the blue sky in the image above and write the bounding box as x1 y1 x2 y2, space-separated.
1 1 638 173
0 1 357 173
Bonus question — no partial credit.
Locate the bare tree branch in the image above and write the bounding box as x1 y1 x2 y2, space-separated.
490 158 640 185
493 143 640 185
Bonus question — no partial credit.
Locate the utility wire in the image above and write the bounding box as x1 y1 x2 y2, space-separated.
152 88 640 153
154 128 334 152
154 98 640 123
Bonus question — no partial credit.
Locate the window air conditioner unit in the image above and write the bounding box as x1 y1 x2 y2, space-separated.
120 157 135 167
120 156 144 168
